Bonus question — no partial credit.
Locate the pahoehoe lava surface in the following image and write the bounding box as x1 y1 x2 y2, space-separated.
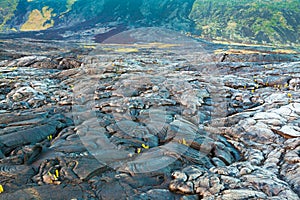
0 28 300 199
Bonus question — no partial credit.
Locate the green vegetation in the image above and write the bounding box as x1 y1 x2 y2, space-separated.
59 0 78 17
190 0 300 45
66 0 77 11
1 0 299 45
0 184 3 193
0 0 19 31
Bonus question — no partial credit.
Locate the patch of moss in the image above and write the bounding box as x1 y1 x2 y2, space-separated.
20 6 55 31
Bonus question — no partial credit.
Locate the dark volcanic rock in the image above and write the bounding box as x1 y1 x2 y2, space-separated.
0 114 70 155
0 29 300 199
0 185 84 200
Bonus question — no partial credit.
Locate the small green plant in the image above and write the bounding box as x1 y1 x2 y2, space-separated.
47 135 53 141
178 138 188 146
141 143 149 149
136 143 150 154
0 184 4 193
48 169 60 182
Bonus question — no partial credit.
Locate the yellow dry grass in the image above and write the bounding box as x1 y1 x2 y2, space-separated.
20 6 54 31
214 49 265 55
114 48 139 53
82 45 96 49
211 40 274 47
273 49 298 54
215 48 299 55
103 42 181 49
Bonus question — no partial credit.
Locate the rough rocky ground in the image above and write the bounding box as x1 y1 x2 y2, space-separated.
0 28 300 199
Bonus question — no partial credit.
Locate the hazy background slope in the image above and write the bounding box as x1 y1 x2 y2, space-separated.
190 0 300 45
0 0 299 45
